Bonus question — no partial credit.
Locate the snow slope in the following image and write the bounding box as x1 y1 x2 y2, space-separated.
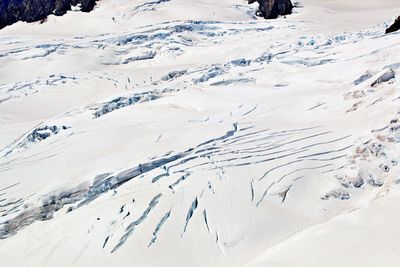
0 0 400 266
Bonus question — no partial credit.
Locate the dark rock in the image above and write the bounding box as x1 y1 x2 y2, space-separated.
0 0 98 29
248 0 293 19
386 16 400 34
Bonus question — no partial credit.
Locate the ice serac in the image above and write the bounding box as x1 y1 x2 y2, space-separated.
386 16 400 34
248 0 293 19
0 0 98 29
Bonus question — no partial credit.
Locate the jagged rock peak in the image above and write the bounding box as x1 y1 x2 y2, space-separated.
386 16 400 34
248 0 293 19
0 0 98 29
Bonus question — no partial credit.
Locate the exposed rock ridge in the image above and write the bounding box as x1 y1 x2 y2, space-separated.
0 0 98 29
386 16 400 34
248 0 293 19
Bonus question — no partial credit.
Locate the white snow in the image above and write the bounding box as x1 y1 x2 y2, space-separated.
0 0 400 266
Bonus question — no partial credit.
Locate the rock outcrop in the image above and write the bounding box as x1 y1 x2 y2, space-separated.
0 0 98 29
248 0 293 19
386 16 400 34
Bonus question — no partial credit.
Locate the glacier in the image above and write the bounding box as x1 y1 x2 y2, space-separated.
0 0 400 266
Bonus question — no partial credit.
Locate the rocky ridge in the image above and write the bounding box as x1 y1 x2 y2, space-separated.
0 0 97 29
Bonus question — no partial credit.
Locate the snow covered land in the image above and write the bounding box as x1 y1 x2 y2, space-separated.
0 0 400 266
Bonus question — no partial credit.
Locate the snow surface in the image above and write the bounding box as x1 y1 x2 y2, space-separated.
0 0 400 266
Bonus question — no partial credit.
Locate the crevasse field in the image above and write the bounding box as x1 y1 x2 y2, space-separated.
0 0 400 266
